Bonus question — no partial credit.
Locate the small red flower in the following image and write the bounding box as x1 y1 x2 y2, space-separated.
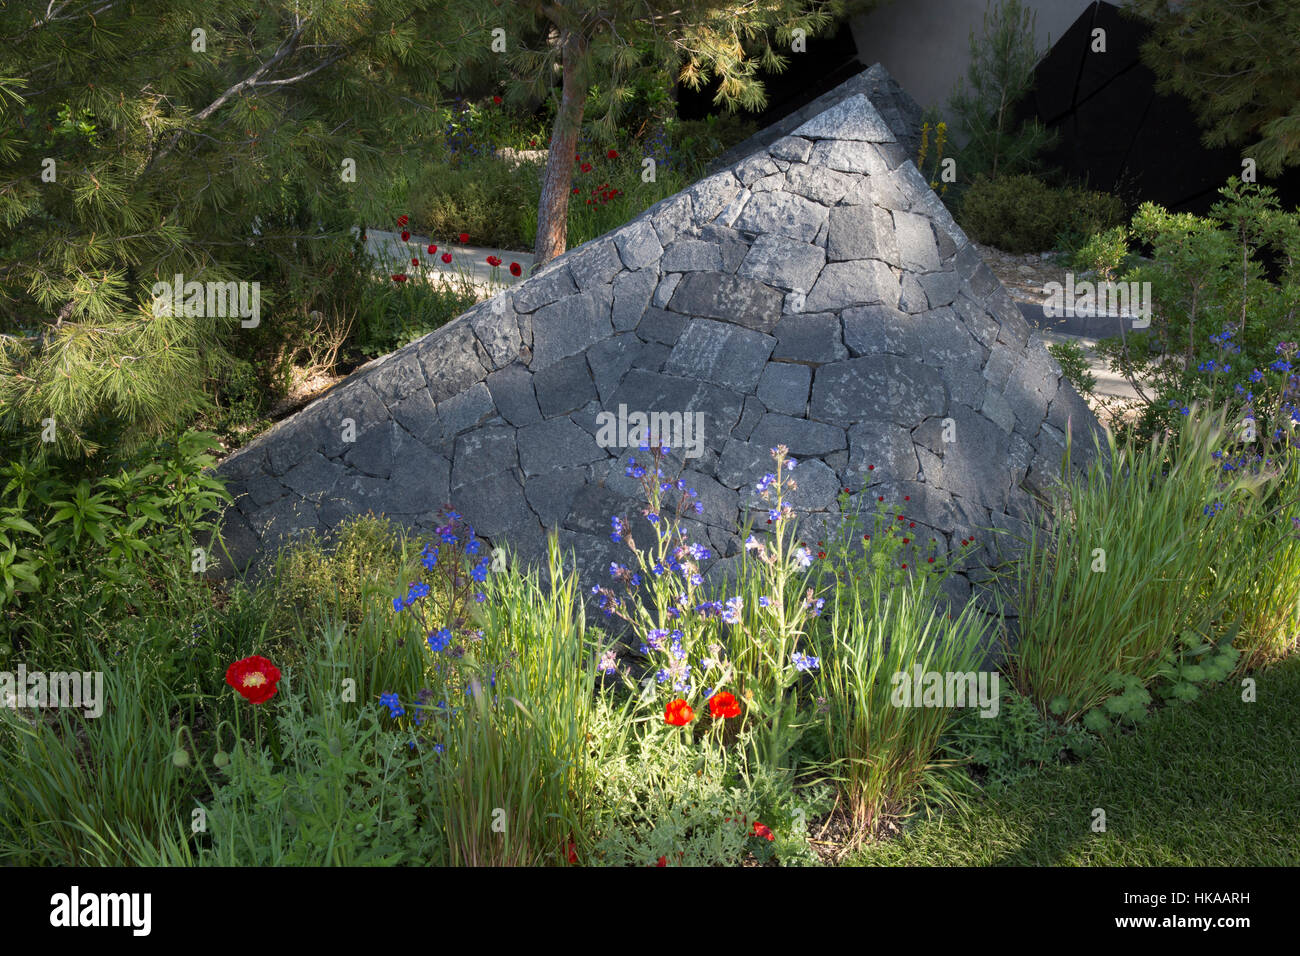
427 244 437 254
708 691 741 720
901 563 908 569
867 464 875 471
752 822 775 842
400 230 411 242
391 273 408 283
580 162 593 173
607 149 619 159
904 495 911 501
492 95 502 105
655 855 667 867
565 841 578 864
396 215 409 227
486 255 502 267
572 187 580 194
928 557 935 563
225 655 282 704
843 487 850 494
509 262 522 277
441 252 452 264
903 538 910 544
411 258 418 266
458 232 469 243
665 699 694 726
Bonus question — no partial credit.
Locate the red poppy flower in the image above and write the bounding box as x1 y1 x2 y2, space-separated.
391 273 408 283
708 691 741 720
411 258 418 266
867 464 875 471
664 699 694 726
492 95 502 105
486 255 502 267
607 149 619 159
565 841 578 864
400 230 411 242
458 232 469 243
655 856 667 867
572 187 580 194
441 252 452 264
580 162 593 173
396 215 409 227
752 822 775 842
428 244 437 254
225 655 281 704
509 262 522 277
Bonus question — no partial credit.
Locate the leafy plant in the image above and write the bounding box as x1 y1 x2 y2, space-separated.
1008 402 1279 723
946 682 1097 791
948 0 1056 181
1047 339 1098 398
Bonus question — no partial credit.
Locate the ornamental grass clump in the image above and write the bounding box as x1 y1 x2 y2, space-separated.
387 513 596 866
805 492 998 848
1009 400 1282 723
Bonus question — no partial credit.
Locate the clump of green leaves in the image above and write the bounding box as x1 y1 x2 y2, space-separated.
1047 339 1097 398
959 174 1126 253
947 683 1097 791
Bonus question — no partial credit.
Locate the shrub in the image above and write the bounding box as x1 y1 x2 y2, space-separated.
407 157 536 250
263 514 410 638
1090 179 1300 439
959 174 1125 253
352 269 480 359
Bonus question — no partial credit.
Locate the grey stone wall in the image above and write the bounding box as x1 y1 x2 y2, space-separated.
210 71 1104 617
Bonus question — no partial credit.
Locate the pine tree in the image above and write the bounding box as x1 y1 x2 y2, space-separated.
444 0 853 267
1128 0 1300 176
0 0 452 456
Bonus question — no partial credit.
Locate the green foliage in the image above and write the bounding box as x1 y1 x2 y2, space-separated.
407 157 538 251
0 0 452 454
1 431 229 642
1047 340 1097 398
1090 179 1300 439
351 271 480 359
948 0 1057 181
1129 0 1300 176
811 576 996 843
0 640 200 866
958 174 1126 253
262 514 410 638
946 683 1097 792
1008 402 1282 723
196 662 431 866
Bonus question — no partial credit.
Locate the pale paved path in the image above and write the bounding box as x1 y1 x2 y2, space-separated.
357 227 536 296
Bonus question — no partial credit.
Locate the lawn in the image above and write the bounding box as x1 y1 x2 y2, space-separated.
851 655 1300 867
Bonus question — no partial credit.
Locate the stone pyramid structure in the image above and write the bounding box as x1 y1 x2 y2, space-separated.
212 67 1104 611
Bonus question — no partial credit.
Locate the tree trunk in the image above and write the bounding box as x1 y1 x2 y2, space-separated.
533 29 587 269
